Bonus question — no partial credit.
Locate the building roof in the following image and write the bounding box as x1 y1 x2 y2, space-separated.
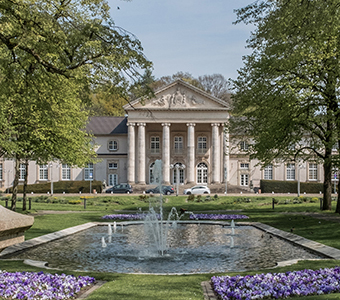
86 116 127 135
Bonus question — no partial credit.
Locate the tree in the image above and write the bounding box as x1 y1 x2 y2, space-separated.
230 0 340 210
197 74 231 104
0 0 151 210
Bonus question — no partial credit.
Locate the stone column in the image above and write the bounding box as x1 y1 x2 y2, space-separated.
212 123 221 183
137 123 146 184
186 123 196 184
162 123 171 184
127 123 136 184
223 129 229 184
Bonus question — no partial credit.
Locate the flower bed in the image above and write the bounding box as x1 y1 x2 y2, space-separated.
102 213 147 220
211 267 340 299
0 270 95 300
190 214 249 220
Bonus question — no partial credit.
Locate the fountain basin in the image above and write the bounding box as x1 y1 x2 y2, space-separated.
1 221 326 274
0 205 34 250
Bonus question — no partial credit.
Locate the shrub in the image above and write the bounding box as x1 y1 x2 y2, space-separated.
68 200 81 205
8 180 103 194
187 194 195 202
260 180 323 193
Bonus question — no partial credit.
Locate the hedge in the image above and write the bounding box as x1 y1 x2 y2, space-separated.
8 180 102 194
260 180 324 194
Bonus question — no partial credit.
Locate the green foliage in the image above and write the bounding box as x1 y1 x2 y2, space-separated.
68 200 82 205
260 180 324 194
231 0 340 210
187 194 195 202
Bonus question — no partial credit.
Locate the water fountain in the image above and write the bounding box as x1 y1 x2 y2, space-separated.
0 160 326 274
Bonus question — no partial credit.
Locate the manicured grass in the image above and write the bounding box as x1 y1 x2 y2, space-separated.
1 194 340 299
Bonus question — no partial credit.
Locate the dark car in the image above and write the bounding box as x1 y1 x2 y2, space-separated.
105 184 133 194
145 185 174 195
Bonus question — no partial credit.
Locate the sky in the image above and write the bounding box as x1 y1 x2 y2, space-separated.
107 0 255 81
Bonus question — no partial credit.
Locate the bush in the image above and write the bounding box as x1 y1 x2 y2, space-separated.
69 200 82 205
260 180 324 193
8 180 103 194
187 194 195 202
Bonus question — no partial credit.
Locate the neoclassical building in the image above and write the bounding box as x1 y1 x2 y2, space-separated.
123 79 230 187
0 79 327 192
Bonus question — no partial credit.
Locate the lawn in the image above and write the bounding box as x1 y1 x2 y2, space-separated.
1 194 340 300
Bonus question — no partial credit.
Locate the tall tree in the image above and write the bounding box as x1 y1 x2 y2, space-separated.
0 0 151 209
197 74 231 104
230 0 340 210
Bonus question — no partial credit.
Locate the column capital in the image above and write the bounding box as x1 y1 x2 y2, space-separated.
186 123 196 127
127 122 136 127
161 123 171 127
211 123 220 127
137 122 146 127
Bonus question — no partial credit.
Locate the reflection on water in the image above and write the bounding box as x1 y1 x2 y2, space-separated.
8 224 322 274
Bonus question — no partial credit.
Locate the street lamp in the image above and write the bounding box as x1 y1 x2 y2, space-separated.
4 169 12 193
170 163 185 196
332 167 338 194
297 161 305 197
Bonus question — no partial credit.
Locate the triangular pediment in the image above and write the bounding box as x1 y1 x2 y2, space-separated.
124 79 230 111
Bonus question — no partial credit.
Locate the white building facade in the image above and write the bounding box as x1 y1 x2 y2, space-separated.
0 80 327 192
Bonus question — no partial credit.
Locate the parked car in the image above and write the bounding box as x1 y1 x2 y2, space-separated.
183 185 210 195
105 184 133 194
145 185 174 195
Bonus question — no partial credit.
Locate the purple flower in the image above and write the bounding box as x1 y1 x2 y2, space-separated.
189 214 249 220
0 270 95 300
211 267 340 300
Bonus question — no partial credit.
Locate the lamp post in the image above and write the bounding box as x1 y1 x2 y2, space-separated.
4 169 12 193
297 161 305 197
170 163 185 196
332 168 338 194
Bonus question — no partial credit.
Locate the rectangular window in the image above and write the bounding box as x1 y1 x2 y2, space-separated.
108 162 118 169
240 174 249 186
197 136 207 154
240 163 249 169
108 140 118 151
150 136 160 154
286 163 295 180
0 163 2 180
240 141 249 151
174 136 183 154
84 163 94 180
308 163 317 181
62 164 71 180
19 163 26 180
264 164 273 180
39 164 48 180
108 174 118 186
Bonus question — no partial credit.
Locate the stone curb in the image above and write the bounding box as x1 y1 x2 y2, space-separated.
76 280 106 299
201 281 217 300
0 222 98 257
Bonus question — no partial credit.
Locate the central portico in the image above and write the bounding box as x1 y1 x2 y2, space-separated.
123 79 230 186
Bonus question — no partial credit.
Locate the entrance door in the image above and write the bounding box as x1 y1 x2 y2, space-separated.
197 162 208 184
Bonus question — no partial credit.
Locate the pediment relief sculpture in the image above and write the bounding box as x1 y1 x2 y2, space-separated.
152 88 205 107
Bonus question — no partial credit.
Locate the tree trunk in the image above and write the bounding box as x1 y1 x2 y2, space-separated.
323 154 333 210
11 156 20 211
22 159 29 211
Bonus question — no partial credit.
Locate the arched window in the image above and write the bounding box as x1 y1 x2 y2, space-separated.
149 162 160 183
197 162 208 184
172 162 185 184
